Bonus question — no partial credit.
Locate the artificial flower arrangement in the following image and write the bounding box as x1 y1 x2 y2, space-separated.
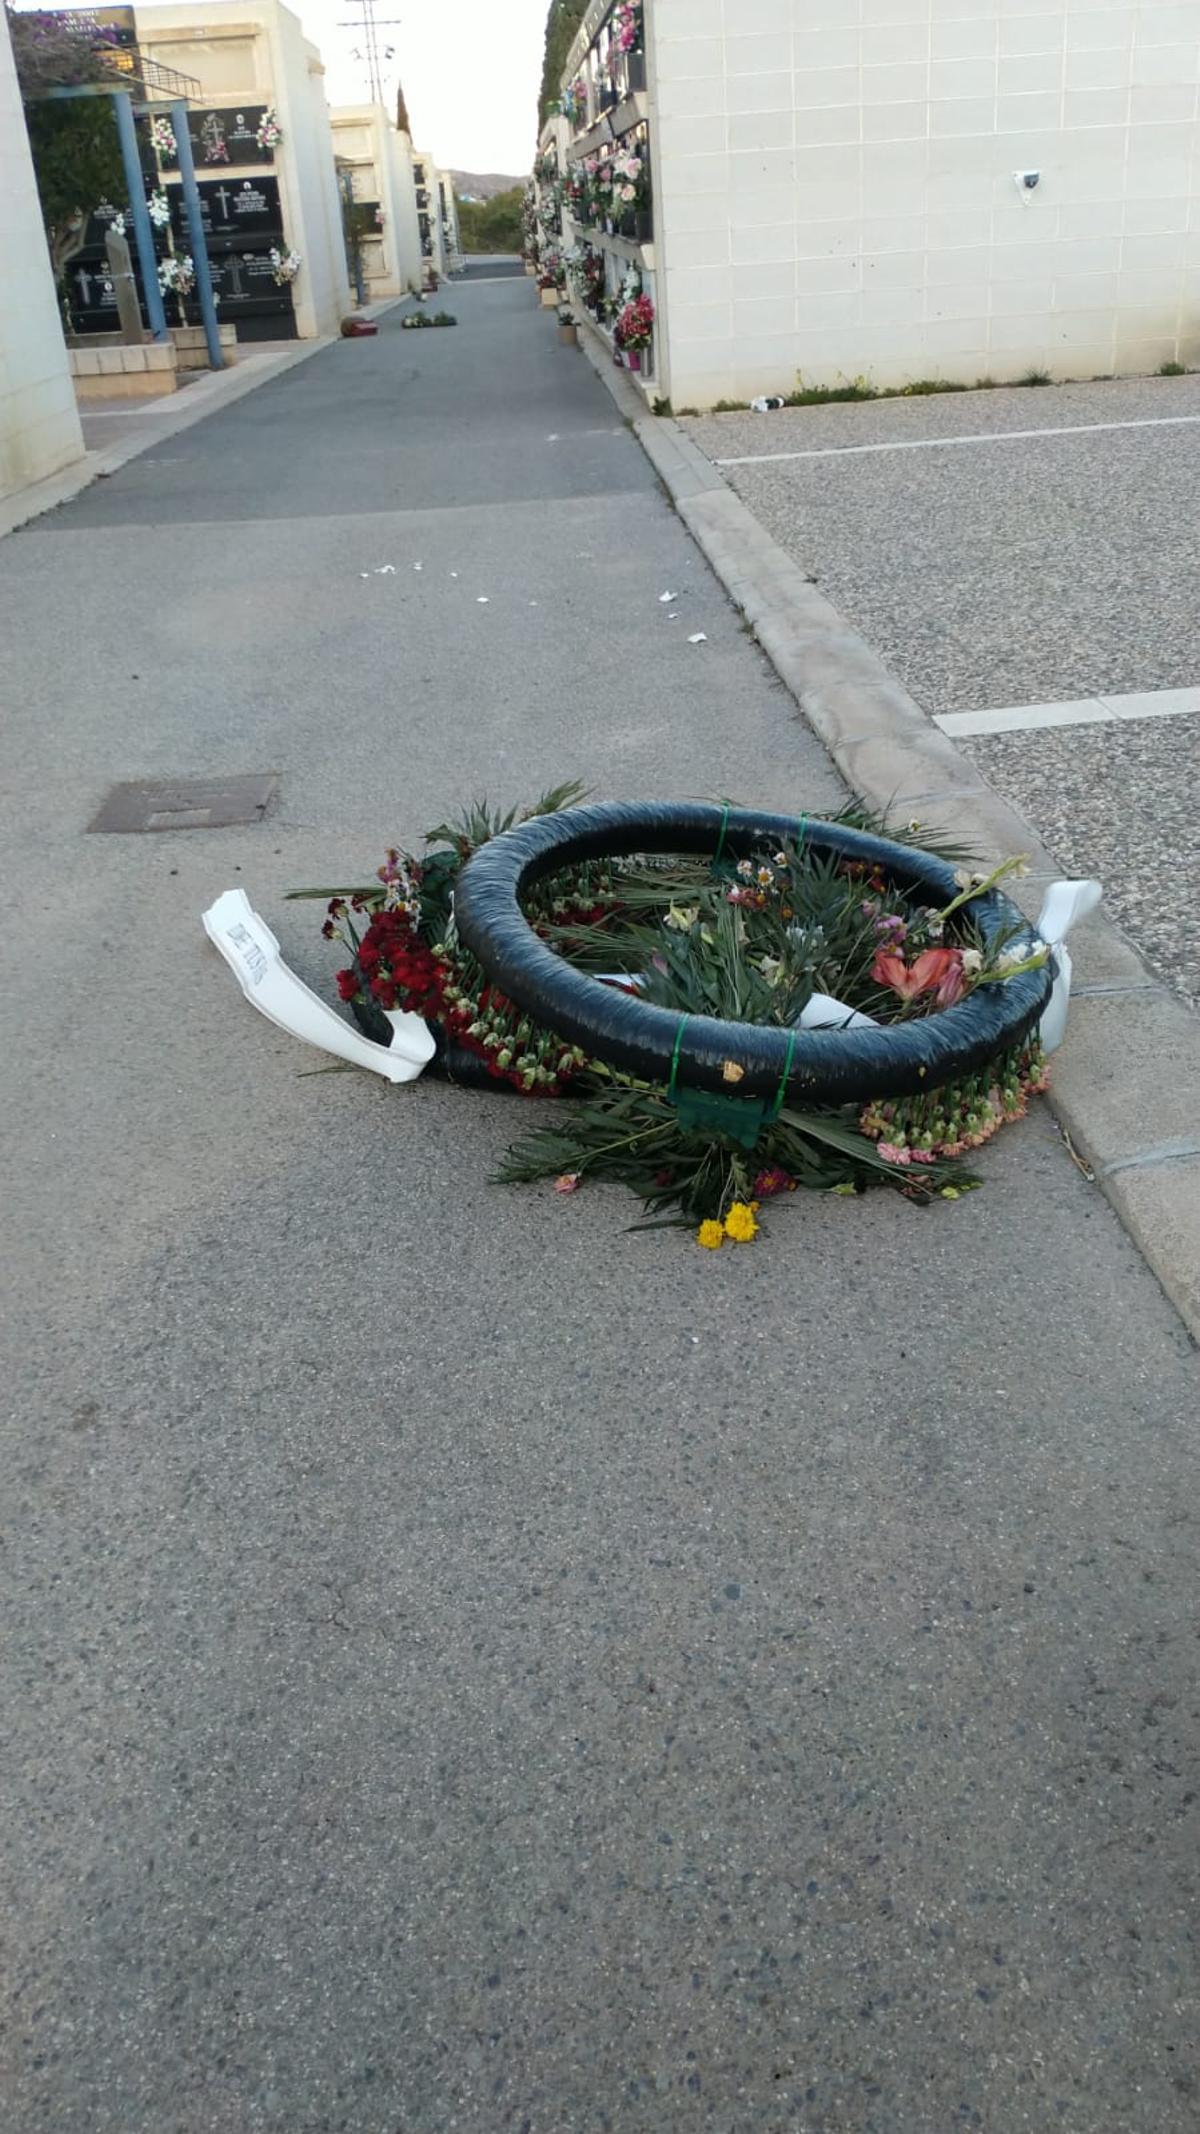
150 116 177 163
568 241 607 316
158 252 195 297
610 145 646 209
615 291 654 353
291 789 1054 1246
147 188 171 229
560 76 588 126
255 106 282 151
400 309 457 329
612 0 643 54
536 244 566 291
269 246 302 286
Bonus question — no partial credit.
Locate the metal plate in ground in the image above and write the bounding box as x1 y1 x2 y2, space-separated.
88 773 278 833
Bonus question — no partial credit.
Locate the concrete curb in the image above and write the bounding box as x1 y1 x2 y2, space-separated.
573 321 1200 1339
0 296 410 542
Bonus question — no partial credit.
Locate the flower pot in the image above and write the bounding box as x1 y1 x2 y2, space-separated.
625 348 642 372
539 285 559 307
626 51 646 92
559 320 578 345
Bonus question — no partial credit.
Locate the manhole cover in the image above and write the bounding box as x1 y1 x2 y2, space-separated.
88 773 278 833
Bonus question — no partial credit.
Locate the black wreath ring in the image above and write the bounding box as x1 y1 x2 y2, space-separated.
454 802 1052 1105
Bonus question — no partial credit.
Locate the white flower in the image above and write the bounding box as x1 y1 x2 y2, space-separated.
736 859 754 881
663 903 699 932
960 948 983 976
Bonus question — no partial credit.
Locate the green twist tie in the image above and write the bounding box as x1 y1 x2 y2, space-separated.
770 1027 797 1120
666 1014 689 1103
711 801 731 867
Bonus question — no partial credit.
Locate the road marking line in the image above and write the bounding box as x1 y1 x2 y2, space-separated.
715 414 1200 466
936 685 1200 737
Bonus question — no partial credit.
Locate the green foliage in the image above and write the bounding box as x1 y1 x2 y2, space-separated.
10 6 126 280
22 97 124 280
395 79 411 136
538 0 588 128
339 193 375 292
1159 360 1188 376
456 186 524 254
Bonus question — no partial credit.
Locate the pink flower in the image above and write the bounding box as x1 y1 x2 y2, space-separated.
876 1142 911 1166
553 1173 581 1194
908 1148 935 1165
872 946 966 1006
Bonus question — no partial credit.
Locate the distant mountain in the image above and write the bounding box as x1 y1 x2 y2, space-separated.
450 170 525 201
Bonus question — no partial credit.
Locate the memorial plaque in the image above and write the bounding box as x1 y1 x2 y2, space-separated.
173 249 296 337
187 106 276 168
68 260 121 329
168 176 283 250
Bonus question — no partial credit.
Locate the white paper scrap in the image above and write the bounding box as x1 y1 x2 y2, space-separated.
477 595 489 603
202 888 434 1085
376 564 395 574
687 632 707 644
659 591 675 603
798 992 878 1032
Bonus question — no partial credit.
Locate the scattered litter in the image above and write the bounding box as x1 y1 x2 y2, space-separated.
529 600 539 607
750 396 786 413
547 433 560 442
668 611 678 620
359 572 370 579
375 564 395 574
477 595 489 604
687 632 707 644
658 590 675 603
450 570 459 578
413 561 423 571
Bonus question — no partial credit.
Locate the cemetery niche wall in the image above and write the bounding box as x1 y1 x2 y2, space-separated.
166 173 295 337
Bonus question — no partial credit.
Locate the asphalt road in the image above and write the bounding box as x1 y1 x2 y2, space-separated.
2 283 1197 2134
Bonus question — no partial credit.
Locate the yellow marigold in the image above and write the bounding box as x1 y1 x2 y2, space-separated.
696 1220 725 1251
723 1200 760 1243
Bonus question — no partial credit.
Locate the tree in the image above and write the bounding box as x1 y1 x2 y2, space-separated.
8 7 125 284
395 79 411 137
456 187 523 255
538 0 587 129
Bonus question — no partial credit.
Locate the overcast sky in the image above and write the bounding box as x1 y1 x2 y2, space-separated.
130 0 547 173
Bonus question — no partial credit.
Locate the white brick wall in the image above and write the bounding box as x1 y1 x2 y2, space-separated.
0 14 85 500
646 0 1200 407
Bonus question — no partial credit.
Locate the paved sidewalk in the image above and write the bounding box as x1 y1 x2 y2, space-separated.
1 283 1197 2134
681 379 1200 1012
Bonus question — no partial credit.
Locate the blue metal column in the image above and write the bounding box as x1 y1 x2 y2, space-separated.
170 98 224 370
112 88 169 341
